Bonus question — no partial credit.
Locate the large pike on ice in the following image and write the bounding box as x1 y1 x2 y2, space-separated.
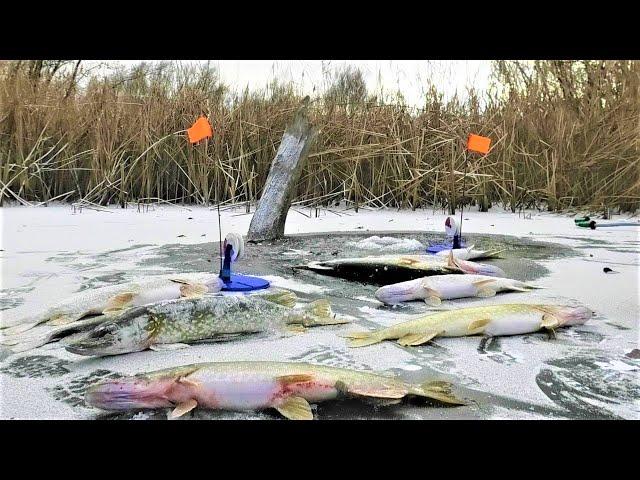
294 251 504 285
85 361 464 420
345 304 594 347
375 274 541 305
65 289 348 356
0 272 223 336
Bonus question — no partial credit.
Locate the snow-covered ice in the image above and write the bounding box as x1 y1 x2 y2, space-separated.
1 203 638 419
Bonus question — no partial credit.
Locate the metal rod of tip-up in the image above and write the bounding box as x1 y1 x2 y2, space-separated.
460 133 492 240
186 115 218 267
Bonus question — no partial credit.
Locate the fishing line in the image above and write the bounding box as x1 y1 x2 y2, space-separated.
217 190 223 272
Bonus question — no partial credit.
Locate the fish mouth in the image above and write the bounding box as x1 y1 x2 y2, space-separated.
563 306 595 325
375 284 421 304
65 334 128 356
65 343 93 355
544 305 594 326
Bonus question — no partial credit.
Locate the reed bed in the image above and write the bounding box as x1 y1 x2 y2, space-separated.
1 60 638 213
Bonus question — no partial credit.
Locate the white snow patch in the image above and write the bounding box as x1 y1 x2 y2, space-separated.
357 305 415 327
261 275 330 294
594 360 638 372
399 363 423 371
355 296 382 304
282 249 313 256
347 236 425 252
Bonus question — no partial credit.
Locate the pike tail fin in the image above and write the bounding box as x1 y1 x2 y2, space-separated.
179 283 208 299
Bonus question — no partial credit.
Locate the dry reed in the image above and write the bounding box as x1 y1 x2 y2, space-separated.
1 60 638 213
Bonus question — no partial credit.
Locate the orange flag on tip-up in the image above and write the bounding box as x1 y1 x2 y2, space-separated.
187 116 213 144
466 134 491 154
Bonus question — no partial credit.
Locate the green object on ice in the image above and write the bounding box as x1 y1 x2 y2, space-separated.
577 220 639 230
574 216 590 224
576 220 592 227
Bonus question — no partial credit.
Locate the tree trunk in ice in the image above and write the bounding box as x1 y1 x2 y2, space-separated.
247 97 316 242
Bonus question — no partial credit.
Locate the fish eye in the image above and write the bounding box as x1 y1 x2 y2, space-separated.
93 324 117 338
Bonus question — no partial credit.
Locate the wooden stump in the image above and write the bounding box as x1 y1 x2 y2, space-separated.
247 97 316 242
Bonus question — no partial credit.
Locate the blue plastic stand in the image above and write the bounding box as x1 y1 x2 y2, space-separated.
426 236 467 254
220 274 270 292
219 243 270 292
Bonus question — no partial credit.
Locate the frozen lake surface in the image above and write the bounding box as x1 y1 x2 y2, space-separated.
1 204 638 419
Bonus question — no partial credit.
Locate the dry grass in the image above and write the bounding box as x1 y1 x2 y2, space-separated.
1 60 638 213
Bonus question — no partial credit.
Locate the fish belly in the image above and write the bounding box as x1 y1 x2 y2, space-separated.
483 312 542 336
435 282 479 300
200 378 281 410
187 371 338 410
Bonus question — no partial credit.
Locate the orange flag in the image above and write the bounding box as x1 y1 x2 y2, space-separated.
466 134 491 154
187 116 213 144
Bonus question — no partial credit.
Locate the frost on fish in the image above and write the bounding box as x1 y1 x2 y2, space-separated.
84 361 465 420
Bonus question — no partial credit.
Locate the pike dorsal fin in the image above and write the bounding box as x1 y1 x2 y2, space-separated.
277 374 314 386
180 283 208 298
398 257 419 266
338 381 408 399
103 292 136 313
177 376 202 388
472 279 496 288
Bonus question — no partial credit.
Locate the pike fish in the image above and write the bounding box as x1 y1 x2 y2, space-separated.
0 272 222 336
85 361 464 420
295 251 504 285
345 303 594 347
375 274 542 305
65 289 349 356
2 287 293 353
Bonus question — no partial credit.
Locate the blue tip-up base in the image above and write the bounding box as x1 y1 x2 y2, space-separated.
426 241 467 254
220 274 270 292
